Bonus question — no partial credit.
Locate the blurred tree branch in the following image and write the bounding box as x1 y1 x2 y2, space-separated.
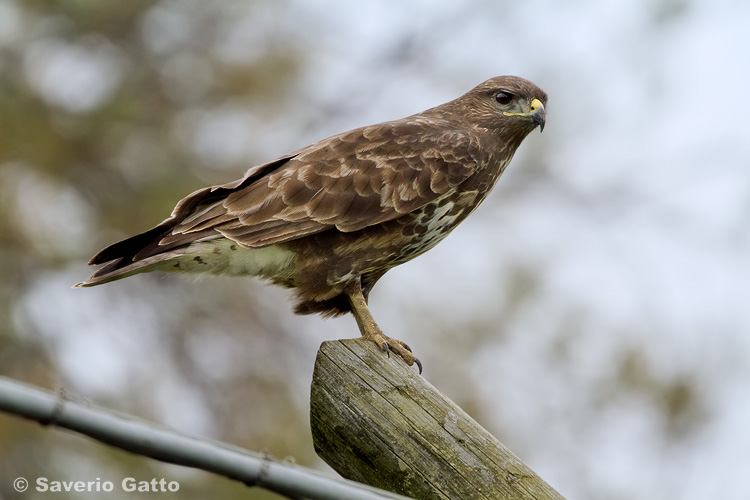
0 376 412 500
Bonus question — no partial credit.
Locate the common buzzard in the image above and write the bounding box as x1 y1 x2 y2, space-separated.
77 76 548 373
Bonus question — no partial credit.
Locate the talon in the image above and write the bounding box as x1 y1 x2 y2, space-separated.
414 357 423 375
382 342 390 357
401 342 412 353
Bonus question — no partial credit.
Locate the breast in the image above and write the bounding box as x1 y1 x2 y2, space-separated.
391 190 480 264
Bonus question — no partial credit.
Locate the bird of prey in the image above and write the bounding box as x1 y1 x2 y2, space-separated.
77 75 547 373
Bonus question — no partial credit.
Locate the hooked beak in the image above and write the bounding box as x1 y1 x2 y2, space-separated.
503 97 546 132
529 98 545 132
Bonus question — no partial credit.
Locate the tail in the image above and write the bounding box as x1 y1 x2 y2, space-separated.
75 154 295 288
74 224 195 287
75 185 224 288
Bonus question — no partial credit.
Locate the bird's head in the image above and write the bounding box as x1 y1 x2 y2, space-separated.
451 75 548 135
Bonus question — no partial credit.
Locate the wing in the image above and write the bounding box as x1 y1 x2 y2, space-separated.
91 118 479 269
155 118 478 251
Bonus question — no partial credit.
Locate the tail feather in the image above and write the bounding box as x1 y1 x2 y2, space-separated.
77 203 212 288
88 225 170 266
76 224 224 287
78 182 241 287
74 251 183 287
76 154 295 288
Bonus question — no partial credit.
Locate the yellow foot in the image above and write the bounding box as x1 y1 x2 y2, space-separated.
364 332 423 374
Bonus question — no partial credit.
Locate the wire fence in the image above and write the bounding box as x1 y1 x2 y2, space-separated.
0 376 414 500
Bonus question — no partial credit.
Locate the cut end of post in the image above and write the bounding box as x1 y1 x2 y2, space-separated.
309 339 567 500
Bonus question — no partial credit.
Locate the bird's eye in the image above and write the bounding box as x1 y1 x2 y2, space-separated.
494 91 513 105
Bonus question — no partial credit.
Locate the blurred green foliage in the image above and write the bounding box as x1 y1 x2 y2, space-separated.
0 1 312 498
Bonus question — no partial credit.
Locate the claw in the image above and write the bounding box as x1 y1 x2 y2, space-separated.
381 342 390 357
359 330 419 372
414 357 423 375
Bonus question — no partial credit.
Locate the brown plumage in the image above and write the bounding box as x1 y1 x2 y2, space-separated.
76 76 548 372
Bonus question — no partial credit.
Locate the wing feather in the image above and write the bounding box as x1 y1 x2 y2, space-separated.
94 118 479 270
198 119 479 246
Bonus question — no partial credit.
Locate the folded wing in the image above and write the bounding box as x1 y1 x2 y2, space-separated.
87 118 478 276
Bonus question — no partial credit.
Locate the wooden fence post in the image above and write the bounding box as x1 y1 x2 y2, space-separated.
310 339 567 500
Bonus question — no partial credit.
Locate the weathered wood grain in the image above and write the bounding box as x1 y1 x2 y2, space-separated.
310 339 566 500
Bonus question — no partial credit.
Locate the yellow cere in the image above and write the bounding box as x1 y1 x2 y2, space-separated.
503 98 545 117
